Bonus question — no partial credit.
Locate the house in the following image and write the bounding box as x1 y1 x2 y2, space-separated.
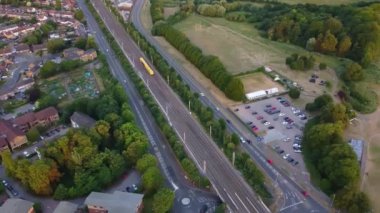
0 120 27 152
13 107 59 132
63 47 84 60
63 47 97 62
25 65 40 78
0 90 14 101
0 198 35 213
84 191 144 213
53 201 78 213
15 44 31 54
32 43 47 53
0 46 14 57
70 112 96 129
80 49 97 62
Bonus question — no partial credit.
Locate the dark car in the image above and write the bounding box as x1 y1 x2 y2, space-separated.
226 119 231 124
234 108 239 112
245 106 251 109
309 78 316 83
246 139 251 144
265 104 271 107
292 161 299 166
276 97 282 100
246 121 253 125
268 126 274 129
287 158 294 163
283 102 290 107
252 111 258 115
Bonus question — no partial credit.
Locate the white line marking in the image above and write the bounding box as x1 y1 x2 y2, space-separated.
246 197 259 213
223 188 238 210
234 193 249 212
279 201 304 212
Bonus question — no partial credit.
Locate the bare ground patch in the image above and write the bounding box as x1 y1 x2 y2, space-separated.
239 72 285 93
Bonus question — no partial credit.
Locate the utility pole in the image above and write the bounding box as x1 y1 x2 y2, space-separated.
188 100 191 114
203 160 207 174
209 125 212 137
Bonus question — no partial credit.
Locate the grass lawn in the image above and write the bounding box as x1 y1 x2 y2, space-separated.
174 15 348 75
274 0 377 5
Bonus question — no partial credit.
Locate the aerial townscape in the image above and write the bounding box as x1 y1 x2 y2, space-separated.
0 0 379 212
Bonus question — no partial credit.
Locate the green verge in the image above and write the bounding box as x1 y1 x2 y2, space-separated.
102 0 272 203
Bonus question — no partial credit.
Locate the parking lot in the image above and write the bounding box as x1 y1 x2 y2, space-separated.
233 96 309 169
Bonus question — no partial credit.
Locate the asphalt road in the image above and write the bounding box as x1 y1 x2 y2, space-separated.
90 0 271 212
129 0 330 212
77 0 220 212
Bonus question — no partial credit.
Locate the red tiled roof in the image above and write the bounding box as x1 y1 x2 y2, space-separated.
13 112 36 126
0 120 24 142
35 106 58 120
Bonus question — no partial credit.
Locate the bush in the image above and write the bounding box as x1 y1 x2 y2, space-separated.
288 87 300 99
285 53 315 71
343 63 364 82
226 12 247 22
319 63 327 70
197 4 226 17
305 94 333 112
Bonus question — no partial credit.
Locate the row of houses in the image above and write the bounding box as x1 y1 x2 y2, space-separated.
0 107 59 152
0 78 35 101
0 190 143 213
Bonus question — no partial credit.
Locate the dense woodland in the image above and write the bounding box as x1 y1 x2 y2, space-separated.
303 95 371 212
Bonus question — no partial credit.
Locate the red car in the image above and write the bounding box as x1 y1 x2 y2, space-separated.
301 191 309 197
256 116 264 120
252 127 259 131
267 159 273 164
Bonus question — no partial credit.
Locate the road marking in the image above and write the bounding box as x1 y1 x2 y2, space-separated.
234 192 249 212
246 197 259 213
226 192 239 210
279 201 304 212
171 182 179 191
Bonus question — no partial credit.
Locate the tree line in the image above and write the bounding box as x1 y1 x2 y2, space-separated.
285 53 315 71
152 23 245 101
303 94 371 212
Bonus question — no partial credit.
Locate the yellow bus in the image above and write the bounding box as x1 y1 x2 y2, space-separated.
139 57 154 76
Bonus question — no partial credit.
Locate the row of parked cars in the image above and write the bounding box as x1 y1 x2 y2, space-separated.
274 146 299 166
2 180 18 196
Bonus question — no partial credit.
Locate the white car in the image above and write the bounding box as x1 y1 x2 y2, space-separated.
264 122 271 126
294 149 302 153
282 121 288 125
279 113 286 117
240 137 246 143
200 93 205 97
283 154 290 159
283 137 290 142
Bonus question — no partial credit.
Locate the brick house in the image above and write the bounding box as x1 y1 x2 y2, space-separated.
13 107 59 132
0 120 28 151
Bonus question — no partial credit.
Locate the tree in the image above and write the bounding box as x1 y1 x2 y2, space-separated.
136 154 157 173
152 188 175 213
324 17 343 34
225 78 245 101
74 10 84 22
1 151 17 177
124 141 149 164
337 36 352 57
343 63 364 81
28 160 61 195
74 37 87 49
320 104 349 127
142 167 163 193
55 0 61 10
47 39 65 54
86 37 97 49
289 87 300 99
26 86 41 102
318 31 337 53
26 127 40 142
305 94 333 112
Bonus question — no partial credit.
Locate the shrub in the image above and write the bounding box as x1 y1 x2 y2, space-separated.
288 87 300 99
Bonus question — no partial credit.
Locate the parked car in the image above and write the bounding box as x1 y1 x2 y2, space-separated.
246 121 253 125
256 116 264 120
268 126 274 130
252 111 258 115
245 105 251 109
240 137 246 143
234 108 239 112
267 159 273 165
283 154 290 159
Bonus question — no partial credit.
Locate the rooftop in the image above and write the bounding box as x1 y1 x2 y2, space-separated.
53 201 78 213
70 112 96 129
0 120 25 143
84 191 144 213
0 198 34 213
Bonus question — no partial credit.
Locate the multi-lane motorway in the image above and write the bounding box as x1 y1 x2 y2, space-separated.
77 0 221 212
89 0 271 212
129 0 330 212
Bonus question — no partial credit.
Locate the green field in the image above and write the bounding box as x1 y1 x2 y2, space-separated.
174 15 347 75
275 0 376 5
